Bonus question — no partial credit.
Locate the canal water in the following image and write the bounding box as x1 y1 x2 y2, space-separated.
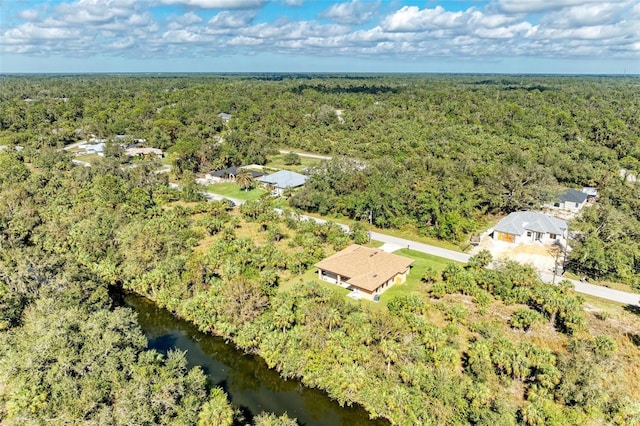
124 294 388 425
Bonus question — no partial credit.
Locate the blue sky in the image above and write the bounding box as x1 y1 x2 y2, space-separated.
1 0 638 74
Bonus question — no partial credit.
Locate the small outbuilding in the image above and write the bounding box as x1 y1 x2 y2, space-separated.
315 244 414 300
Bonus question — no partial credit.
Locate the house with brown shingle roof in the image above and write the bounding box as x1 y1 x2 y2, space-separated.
315 244 414 300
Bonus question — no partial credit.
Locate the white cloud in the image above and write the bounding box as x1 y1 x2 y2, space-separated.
208 11 256 28
54 0 135 25
320 0 379 25
162 28 211 43
108 37 136 49
283 0 304 6
473 21 533 39
241 20 349 41
381 6 467 32
159 0 266 9
228 35 264 46
3 23 80 43
176 12 203 25
497 0 602 14
17 9 39 21
468 10 523 29
541 2 633 28
1 0 638 66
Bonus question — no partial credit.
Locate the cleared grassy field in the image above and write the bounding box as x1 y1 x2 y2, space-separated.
291 210 466 252
265 153 323 173
379 248 462 303
206 182 268 201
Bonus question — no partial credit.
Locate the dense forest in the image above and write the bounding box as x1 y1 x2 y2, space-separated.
1 75 639 425
0 74 638 285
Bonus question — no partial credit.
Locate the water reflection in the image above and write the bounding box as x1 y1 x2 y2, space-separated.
125 294 388 426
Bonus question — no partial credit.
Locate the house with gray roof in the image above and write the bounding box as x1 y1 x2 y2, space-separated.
206 166 266 183
492 211 568 245
545 188 588 212
218 112 232 123
258 170 308 196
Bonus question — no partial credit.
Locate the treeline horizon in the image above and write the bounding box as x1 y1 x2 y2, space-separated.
1 74 638 286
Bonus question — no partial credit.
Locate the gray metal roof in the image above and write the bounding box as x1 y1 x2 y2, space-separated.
494 211 567 236
211 166 264 178
258 170 308 189
558 188 588 204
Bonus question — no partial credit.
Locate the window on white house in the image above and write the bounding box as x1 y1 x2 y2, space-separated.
526 231 532 237
550 233 557 239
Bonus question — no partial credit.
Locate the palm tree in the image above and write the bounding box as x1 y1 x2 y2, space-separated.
380 339 399 375
197 387 234 426
326 308 341 332
235 172 254 192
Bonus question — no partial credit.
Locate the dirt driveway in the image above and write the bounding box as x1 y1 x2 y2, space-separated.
471 235 562 273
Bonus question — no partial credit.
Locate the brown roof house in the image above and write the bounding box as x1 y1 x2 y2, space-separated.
315 244 414 301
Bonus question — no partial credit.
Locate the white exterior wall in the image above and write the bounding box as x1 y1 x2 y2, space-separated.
560 200 585 211
546 200 585 212
520 230 566 244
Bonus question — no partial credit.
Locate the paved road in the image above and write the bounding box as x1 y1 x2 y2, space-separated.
291 211 638 306
370 232 471 263
293 213 469 262
539 272 640 305
278 150 332 161
72 157 640 307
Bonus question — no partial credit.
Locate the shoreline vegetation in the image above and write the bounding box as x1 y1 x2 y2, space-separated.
1 74 640 425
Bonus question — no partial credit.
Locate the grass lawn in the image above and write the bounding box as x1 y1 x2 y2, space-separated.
366 240 384 248
291 210 466 252
76 154 103 164
279 268 351 300
265 153 323 173
206 182 268 201
376 227 467 252
379 248 463 304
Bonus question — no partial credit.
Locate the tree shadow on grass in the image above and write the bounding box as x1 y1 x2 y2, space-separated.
623 305 640 348
627 333 640 348
623 304 640 316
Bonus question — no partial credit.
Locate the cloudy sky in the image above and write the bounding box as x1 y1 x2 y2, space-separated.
1 0 638 74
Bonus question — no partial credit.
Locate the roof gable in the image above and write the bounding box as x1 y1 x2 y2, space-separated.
494 211 567 236
315 245 414 292
258 170 308 188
